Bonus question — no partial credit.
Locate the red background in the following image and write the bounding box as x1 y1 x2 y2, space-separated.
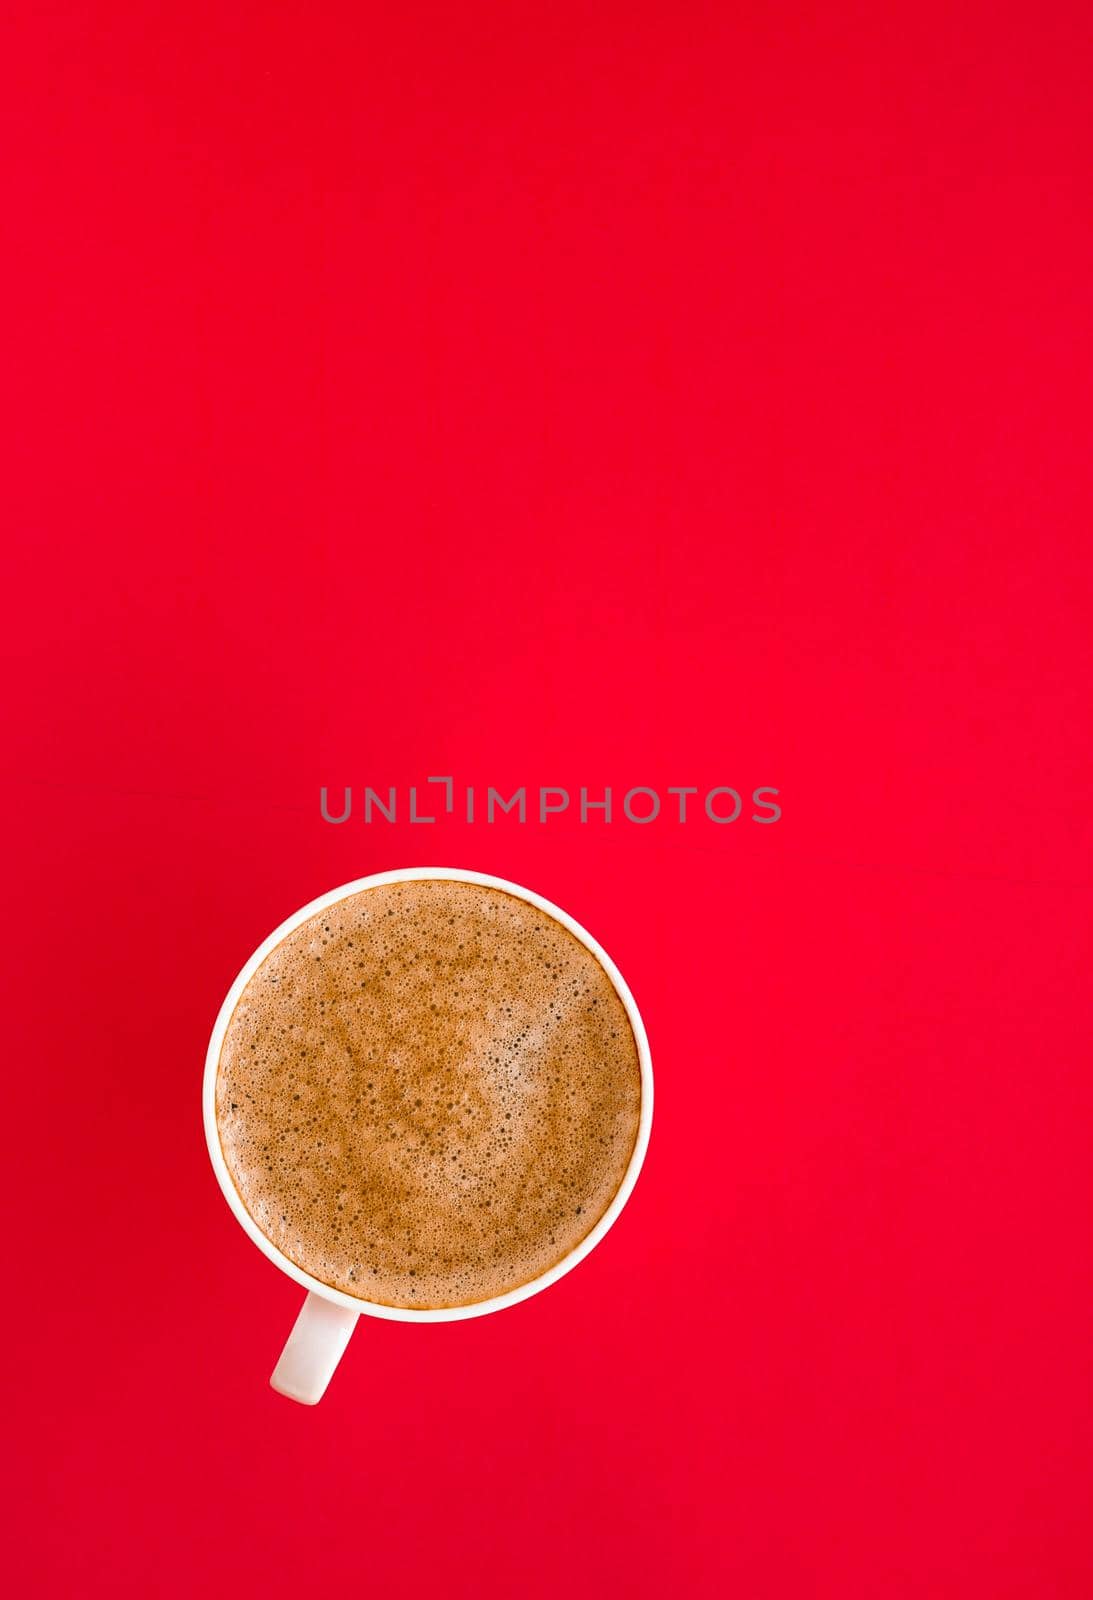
5 2 1092 1595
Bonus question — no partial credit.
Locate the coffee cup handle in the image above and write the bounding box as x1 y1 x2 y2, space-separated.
270 1292 359 1405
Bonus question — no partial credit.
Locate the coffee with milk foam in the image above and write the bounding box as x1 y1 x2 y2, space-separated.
216 879 642 1308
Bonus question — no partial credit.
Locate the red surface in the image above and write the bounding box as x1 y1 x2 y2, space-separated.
5 2 1092 1595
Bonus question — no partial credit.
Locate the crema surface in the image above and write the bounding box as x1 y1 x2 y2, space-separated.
215 879 642 1308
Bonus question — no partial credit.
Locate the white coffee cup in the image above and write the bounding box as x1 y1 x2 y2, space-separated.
203 867 654 1403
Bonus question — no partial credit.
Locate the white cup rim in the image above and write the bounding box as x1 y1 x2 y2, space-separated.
203 866 654 1322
